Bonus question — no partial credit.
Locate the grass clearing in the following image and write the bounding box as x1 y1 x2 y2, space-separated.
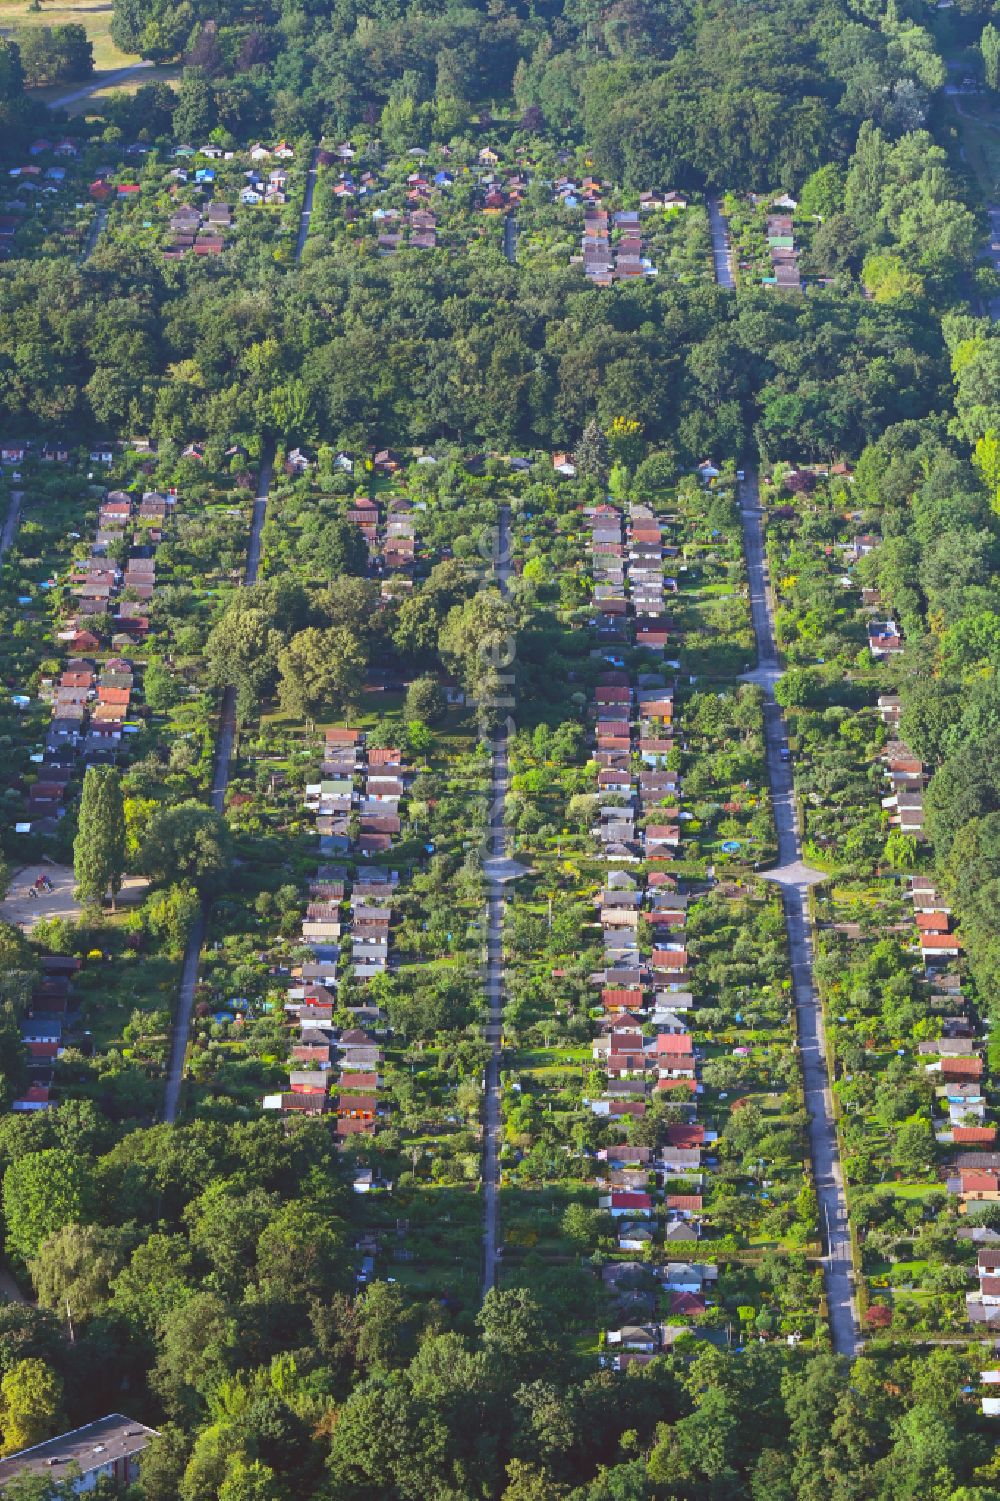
0 0 139 74
947 96 1000 200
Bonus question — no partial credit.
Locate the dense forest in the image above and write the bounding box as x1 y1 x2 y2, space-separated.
0 0 985 456
0 249 957 456
0 0 985 175
97 0 975 186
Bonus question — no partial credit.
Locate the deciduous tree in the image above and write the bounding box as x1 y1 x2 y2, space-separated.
204 597 283 725
983 22 1000 90
404 675 447 725
2 1150 96 1269
139 801 230 892
0 1358 63 1456
29 1223 127 1324
277 626 366 726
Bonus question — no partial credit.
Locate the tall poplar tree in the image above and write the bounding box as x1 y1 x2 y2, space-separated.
73 766 126 910
983 23 1000 92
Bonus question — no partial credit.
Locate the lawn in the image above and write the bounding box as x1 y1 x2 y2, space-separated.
0 0 138 75
946 95 1000 201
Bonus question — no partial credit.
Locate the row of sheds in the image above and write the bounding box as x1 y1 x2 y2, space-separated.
263 726 410 1150
584 499 716 1361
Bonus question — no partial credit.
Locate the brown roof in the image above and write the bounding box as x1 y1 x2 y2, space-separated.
291 1045 332 1065
961 1170 1000 1192
602 989 645 1010
339 1071 379 1090
608 1052 647 1073
334 1094 378 1114
915 912 949 931
942 1056 982 1078
921 932 961 950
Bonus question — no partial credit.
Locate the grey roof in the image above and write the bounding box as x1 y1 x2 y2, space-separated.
0 1414 158 1486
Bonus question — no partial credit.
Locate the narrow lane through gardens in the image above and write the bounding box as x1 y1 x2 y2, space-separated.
481 505 520 1295
706 195 735 289
705 194 859 1354
163 451 274 1123
295 150 320 262
0 493 23 566
739 472 860 1357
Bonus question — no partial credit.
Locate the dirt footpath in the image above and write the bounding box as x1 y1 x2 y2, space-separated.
1 865 147 932
1 864 81 931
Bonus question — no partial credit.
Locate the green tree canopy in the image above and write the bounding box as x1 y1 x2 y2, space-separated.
2 1150 97 1270
139 800 231 892
0 1358 63 1458
73 766 126 909
277 626 367 725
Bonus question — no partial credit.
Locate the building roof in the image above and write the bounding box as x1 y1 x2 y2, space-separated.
670 1291 706 1315
962 1170 1000 1192
941 1056 983 1078
0 1414 159 1486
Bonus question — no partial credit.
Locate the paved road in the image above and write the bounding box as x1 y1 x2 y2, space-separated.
80 204 108 264
45 61 154 109
0 1268 29 1306
706 194 735 288
162 452 274 1123
243 453 272 590
481 505 518 1296
294 151 320 263
0 491 23 563
503 214 518 264
738 472 860 1358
